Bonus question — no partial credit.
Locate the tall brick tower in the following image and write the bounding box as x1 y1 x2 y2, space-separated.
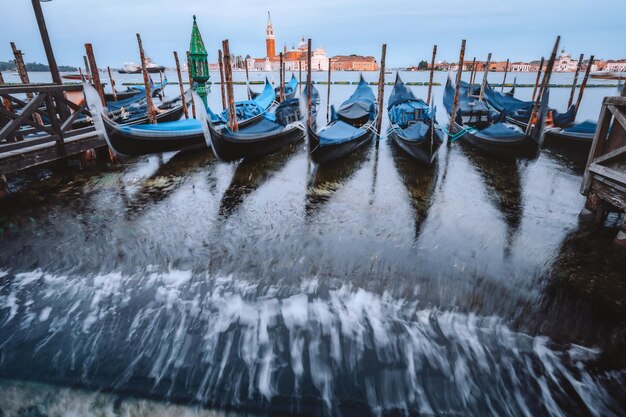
265 11 275 58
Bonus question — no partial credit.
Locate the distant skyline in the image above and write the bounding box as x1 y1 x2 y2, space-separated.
1 0 624 68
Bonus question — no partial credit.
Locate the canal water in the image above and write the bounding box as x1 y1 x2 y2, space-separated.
0 70 624 417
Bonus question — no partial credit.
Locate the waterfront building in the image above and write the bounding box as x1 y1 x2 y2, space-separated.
330 55 379 71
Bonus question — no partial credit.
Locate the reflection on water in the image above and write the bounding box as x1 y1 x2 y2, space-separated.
0 79 625 416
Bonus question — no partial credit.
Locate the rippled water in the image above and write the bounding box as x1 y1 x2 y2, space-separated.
0 71 624 416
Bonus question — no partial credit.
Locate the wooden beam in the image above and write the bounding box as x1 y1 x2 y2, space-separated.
531 57 545 101
376 43 387 134
449 39 466 134
0 93 46 140
307 38 313 126
84 43 105 106
186 51 196 118
31 0 61 84
479 52 492 101
582 101 613 194
173 51 188 119
574 55 594 119
218 49 226 110
222 39 238 131
427 45 437 105
567 53 584 108
326 58 332 123
526 36 560 135
136 33 156 124
500 58 510 92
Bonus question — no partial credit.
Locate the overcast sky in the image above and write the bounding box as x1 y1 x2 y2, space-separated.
1 0 624 68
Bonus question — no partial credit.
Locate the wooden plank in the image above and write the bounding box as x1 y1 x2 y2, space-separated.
588 163 626 188
60 102 87 132
607 104 626 130
589 144 626 166
0 84 83 95
603 96 626 106
582 104 614 194
0 93 46 140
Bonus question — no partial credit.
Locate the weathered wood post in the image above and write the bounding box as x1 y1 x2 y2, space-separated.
186 51 196 118
31 0 62 85
107 66 118 101
245 58 251 100
326 58 332 123
478 52 492 101
0 72 12 112
218 50 227 110
299 61 302 94
159 71 165 97
83 56 91 80
567 53 584 108
376 43 387 135
173 51 189 119
531 57 545 101
136 33 157 124
427 45 437 105
500 58 510 91
85 44 106 106
449 39 466 133
279 52 285 102
525 36 560 135
222 39 238 131
307 38 313 127
574 55 594 118
469 57 477 86
10 43 32 99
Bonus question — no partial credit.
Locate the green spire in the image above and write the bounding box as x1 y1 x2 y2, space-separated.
189 15 207 55
188 14 209 105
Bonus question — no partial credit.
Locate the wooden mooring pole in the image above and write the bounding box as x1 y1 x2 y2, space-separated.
427 45 437 105
479 53 492 101
84 43 105 106
31 0 61 85
501 58 510 91
245 58 251 100
567 53 584 109
449 39 466 134
376 43 387 135
218 50 227 110
222 39 238 131
83 56 91 80
467 57 476 97
11 43 32 99
306 38 313 127
326 58 332 123
299 61 302 94
136 34 156 124
107 66 117 101
173 51 189 119
531 57 545 101
279 52 285 102
574 55 594 118
186 51 196 118
525 36 560 135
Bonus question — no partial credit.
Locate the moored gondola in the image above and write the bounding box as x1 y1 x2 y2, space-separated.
444 77 549 159
387 74 443 165
308 74 378 164
209 86 318 161
543 120 597 152
250 74 298 101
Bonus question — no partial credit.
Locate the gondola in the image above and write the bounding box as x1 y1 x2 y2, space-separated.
308 74 377 164
210 79 277 129
249 74 298 101
209 85 318 161
482 82 575 128
444 76 549 159
387 74 443 164
543 120 597 151
104 90 141 101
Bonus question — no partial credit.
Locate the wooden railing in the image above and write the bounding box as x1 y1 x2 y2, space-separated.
0 84 105 175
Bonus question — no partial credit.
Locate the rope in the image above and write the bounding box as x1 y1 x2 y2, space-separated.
441 125 477 142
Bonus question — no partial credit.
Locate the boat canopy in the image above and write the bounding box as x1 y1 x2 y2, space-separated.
317 120 367 146
336 74 376 121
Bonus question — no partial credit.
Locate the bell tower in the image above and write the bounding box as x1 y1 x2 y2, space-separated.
265 11 276 58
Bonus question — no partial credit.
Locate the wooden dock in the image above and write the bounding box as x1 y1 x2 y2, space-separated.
0 83 106 178
581 94 626 248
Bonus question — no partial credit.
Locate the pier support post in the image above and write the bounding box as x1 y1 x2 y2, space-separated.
279 52 285 102
449 39 466 134
531 57 545 102
218 50 227 110
376 43 387 135
525 36 560 136
574 55 594 119
173 51 189 119
245 58 251 100
85 43 105 106
427 45 437 105
186 51 196 118
567 54 584 109
222 39 238 131
136 34 157 124
326 58 332 123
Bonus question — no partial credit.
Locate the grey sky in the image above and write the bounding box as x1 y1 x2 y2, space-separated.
1 0 624 68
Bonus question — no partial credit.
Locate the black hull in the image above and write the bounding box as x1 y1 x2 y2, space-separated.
118 105 185 126
390 128 443 165
454 122 540 159
543 129 593 153
209 124 306 161
308 124 375 164
104 119 206 156
104 90 141 102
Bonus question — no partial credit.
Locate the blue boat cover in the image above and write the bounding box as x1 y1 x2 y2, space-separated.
217 80 275 123
476 123 524 140
118 118 202 135
336 75 376 121
303 84 320 105
227 117 283 137
106 92 145 111
285 74 298 94
564 120 597 134
398 121 429 142
388 75 424 110
129 77 168 93
318 120 367 146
